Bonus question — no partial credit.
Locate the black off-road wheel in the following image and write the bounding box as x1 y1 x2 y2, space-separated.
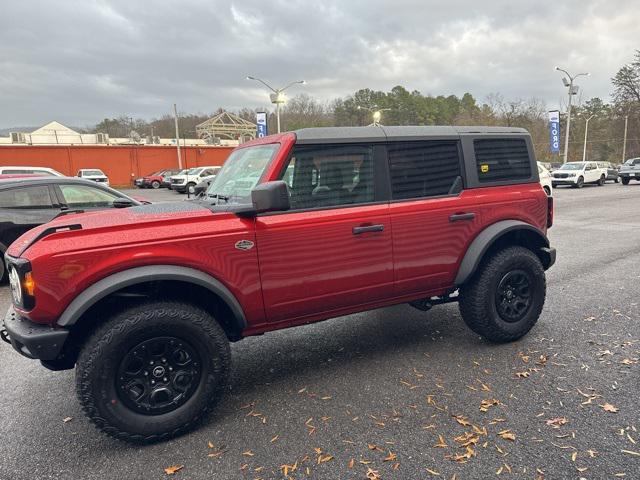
621 177 630 185
459 246 546 343
76 301 230 443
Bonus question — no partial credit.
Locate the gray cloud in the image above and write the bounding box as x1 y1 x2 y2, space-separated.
0 0 637 128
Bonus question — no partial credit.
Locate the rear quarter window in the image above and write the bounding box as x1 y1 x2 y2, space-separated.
474 138 531 183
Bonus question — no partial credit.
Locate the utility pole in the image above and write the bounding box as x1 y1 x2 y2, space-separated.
173 103 183 170
582 114 595 161
555 67 590 163
622 114 629 163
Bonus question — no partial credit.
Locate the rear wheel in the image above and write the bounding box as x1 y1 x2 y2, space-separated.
459 246 546 343
597 174 605 186
151 180 161 189
622 177 630 185
615 177 620 183
76 301 230 442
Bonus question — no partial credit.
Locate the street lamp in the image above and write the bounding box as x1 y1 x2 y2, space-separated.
555 67 590 163
622 113 629 163
580 113 595 161
357 105 391 126
246 76 306 133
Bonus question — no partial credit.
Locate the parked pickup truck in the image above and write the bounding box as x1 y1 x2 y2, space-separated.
619 157 640 185
2 126 555 442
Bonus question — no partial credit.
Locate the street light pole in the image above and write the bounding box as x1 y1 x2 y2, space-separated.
555 67 590 163
582 114 595 162
246 76 306 133
622 114 629 162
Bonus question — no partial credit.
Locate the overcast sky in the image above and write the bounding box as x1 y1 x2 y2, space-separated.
0 0 637 128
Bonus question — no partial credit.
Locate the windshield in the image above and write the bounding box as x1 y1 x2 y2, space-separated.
558 163 585 170
206 144 279 204
83 170 104 176
186 168 203 175
623 158 638 166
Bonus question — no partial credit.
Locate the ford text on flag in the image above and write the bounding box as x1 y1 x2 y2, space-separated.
549 111 560 154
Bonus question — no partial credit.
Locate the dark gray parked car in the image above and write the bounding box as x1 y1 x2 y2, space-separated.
0 177 143 282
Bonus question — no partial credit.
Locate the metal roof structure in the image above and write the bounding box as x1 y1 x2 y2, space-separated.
196 111 257 143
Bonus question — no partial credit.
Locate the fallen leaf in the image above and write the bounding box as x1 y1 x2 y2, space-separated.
164 465 183 475
62 417 73 423
384 451 397 462
242 450 254 456
601 403 619 413
621 449 640 457
480 398 500 412
498 430 516 441
366 468 381 479
545 417 568 428
515 371 530 378
347 458 355 469
453 415 472 427
270 435 279 443
434 435 448 448
426 467 441 475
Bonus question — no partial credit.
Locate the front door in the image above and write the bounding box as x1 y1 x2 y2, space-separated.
255 143 394 323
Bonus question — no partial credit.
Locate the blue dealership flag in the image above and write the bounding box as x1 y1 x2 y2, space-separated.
549 111 560 154
256 111 268 138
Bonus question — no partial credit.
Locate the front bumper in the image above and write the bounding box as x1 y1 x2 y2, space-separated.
1 307 68 360
552 179 577 185
619 172 637 178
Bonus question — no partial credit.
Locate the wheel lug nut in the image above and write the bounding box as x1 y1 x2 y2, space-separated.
151 380 155 384
169 367 173 371
144 371 148 376
163 377 168 382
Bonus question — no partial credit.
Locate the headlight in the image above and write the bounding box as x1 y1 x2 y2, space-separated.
5 257 35 310
8 266 22 306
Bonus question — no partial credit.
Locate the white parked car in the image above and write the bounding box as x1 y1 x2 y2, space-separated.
0 166 64 177
538 162 552 196
170 166 221 194
551 161 607 188
77 169 109 186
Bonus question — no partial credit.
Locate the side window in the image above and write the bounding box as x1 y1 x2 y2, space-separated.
475 138 531 183
280 144 375 210
388 141 462 199
0 186 54 208
59 184 118 208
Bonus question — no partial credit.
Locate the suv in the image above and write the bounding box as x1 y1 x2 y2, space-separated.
2 126 555 442
135 169 181 189
170 166 221 194
551 161 607 188
619 157 640 185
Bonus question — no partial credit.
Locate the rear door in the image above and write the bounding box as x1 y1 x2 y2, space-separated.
387 140 477 294
0 184 61 249
255 142 394 323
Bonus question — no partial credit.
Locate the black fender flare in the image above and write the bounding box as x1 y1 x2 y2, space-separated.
454 220 551 286
56 265 247 332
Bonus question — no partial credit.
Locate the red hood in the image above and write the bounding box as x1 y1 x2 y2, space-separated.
7 202 215 258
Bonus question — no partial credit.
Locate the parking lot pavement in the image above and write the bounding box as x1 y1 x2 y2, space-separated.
1 183 638 480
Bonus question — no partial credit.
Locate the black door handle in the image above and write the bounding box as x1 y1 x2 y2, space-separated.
449 213 475 222
353 224 384 235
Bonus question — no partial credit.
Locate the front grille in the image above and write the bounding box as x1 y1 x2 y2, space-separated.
553 173 569 178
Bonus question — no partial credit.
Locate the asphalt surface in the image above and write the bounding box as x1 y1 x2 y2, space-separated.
1 183 638 480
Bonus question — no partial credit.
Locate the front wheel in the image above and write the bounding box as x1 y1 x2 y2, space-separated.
621 177 630 185
76 301 230 442
575 176 584 188
151 180 161 189
186 182 196 195
459 246 546 343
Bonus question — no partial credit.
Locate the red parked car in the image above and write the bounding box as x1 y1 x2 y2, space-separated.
134 169 181 189
2 126 555 442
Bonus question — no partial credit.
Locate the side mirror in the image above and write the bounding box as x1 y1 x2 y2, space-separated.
112 198 135 208
251 181 290 214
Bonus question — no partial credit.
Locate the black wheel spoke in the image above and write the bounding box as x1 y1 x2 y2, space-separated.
495 269 533 323
116 336 202 415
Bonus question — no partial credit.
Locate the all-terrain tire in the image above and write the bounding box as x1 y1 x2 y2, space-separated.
458 246 546 343
76 301 230 443
621 177 630 185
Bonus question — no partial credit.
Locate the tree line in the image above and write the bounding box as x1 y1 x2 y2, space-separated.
94 50 640 164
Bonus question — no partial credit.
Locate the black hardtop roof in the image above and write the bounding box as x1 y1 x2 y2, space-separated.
293 125 529 144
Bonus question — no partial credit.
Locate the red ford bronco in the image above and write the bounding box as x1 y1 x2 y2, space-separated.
2 126 555 442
